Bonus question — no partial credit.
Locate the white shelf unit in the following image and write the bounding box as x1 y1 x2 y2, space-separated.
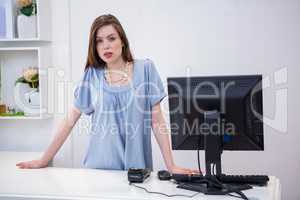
0 47 52 119
0 38 50 42
0 115 51 119
0 0 51 42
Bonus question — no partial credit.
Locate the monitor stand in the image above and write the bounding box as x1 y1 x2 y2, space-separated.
203 112 223 177
178 112 251 195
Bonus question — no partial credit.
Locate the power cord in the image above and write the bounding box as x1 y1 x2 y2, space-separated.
227 193 248 199
129 182 200 198
197 138 203 175
211 164 249 200
196 140 248 199
197 149 202 174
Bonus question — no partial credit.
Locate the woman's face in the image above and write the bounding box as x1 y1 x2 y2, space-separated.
96 25 123 65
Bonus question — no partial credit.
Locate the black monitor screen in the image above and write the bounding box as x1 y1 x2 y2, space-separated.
167 75 264 151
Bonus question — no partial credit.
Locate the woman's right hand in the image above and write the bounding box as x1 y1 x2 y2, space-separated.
16 159 48 169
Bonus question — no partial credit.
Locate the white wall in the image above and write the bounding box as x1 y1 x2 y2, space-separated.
69 0 300 200
1 0 299 199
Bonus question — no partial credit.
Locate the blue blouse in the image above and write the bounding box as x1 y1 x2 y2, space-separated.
73 59 166 170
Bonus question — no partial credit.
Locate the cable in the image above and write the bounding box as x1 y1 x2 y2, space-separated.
212 164 249 200
195 141 248 200
129 182 200 198
227 193 246 199
197 149 203 175
197 138 203 175
195 136 242 198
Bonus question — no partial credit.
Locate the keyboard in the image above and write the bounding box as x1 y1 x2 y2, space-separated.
218 174 269 186
171 173 269 186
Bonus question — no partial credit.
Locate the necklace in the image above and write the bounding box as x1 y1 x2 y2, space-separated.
104 62 129 85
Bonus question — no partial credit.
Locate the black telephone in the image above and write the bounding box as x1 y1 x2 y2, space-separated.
128 168 151 183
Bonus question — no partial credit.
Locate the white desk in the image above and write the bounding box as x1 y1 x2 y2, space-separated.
0 152 281 200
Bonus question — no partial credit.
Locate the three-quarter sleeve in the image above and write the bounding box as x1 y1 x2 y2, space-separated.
145 59 167 107
73 67 95 115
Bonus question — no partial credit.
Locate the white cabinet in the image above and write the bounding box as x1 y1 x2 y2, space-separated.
0 0 52 119
0 0 51 41
0 47 52 119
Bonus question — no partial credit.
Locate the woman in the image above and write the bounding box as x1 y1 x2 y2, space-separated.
16 14 198 174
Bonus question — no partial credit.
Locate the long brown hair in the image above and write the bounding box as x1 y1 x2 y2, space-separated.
85 14 134 70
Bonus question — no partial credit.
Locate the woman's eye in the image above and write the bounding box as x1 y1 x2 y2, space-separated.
108 37 116 41
96 39 102 43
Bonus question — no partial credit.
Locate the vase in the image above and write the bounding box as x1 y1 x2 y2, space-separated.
14 83 40 116
24 88 40 107
17 14 37 38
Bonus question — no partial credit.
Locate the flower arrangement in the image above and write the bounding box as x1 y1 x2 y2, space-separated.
15 67 39 89
17 0 37 16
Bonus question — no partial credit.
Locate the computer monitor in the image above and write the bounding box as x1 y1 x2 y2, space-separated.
167 75 263 176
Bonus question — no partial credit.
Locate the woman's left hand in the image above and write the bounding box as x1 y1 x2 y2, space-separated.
168 165 202 175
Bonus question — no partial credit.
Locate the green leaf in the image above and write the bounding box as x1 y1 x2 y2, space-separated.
31 74 39 81
20 5 34 16
15 77 27 86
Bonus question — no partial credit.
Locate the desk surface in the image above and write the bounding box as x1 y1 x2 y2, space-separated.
0 152 281 200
